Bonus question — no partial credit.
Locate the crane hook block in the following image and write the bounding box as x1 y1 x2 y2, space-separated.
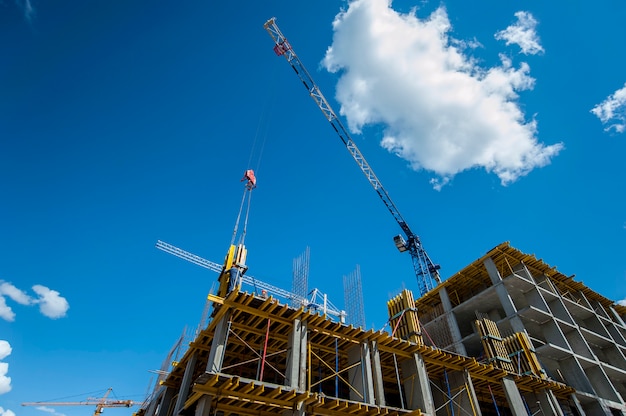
242 169 257 189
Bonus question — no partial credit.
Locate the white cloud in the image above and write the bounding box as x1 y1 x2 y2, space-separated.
0 282 31 322
0 340 11 395
0 281 69 321
322 0 562 189
14 0 35 22
618 299 626 307
0 407 16 416
0 363 10 394
0 282 32 305
0 341 11 361
35 407 66 416
590 83 626 133
0 298 15 322
495 11 544 55
32 285 70 319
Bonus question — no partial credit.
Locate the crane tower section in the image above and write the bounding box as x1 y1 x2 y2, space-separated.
264 17 441 296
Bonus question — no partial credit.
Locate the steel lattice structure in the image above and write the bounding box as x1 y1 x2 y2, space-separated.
264 18 441 296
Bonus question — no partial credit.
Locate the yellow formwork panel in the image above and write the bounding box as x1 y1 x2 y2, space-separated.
387 289 423 345
157 289 574 416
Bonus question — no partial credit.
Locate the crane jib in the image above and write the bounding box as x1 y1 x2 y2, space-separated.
264 17 441 295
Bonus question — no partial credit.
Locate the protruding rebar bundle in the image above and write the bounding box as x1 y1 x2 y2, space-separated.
291 247 310 308
343 265 366 328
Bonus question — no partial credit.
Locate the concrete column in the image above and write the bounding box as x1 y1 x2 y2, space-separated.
484 258 525 333
286 318 303 389
298 320 308 390
438 287 466 355
286 318 308 390
144 386 165 416
536 389 565 416
500 376 527 416
569 393 587 415
369 341 386 406
155 387 176 416
610 306 626 327
173 351 198 415
348 342 375 404
400 353 435 414
193 396 212 416
206 311 231 373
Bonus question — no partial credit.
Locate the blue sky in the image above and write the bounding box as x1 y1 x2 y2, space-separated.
1 0 625 414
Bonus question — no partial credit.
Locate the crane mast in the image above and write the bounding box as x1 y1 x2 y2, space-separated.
263 17 441 296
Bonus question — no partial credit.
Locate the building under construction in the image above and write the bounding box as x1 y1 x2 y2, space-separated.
136 16 626 416
414 242 626 415
136 240 626 416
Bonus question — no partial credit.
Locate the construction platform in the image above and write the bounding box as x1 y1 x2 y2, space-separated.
137 275 578 416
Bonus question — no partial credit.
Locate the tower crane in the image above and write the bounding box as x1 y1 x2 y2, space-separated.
22 387 142 416
156 171 345 322
263 18 441 296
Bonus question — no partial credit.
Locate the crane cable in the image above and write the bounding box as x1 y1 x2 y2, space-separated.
239 186 253 246
230 75 276 247
247 104 271 175
247 67 277 175
230 169 257 248
230 186 250 247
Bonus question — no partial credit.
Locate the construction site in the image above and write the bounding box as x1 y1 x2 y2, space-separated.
133 18 626 416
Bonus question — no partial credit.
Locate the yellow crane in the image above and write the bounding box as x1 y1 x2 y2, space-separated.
22 387 143 416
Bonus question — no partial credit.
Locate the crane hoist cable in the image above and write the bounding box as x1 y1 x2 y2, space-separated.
247 96 273 175
238 99 270 246
263 17 441 297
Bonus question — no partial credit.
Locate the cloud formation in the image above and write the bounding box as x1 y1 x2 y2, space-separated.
34 407 66 416
32 285 70 319
495 11 544 55
590 83 626 133
14 0 35 22
0 281 69 321
322 0 562 189
0 408 16 416
0 340 12 395
618 299 626 307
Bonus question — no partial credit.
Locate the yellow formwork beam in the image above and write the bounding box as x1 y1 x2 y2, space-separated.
176 288 574 416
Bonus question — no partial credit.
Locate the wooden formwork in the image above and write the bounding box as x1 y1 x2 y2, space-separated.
474 316 546 380
140 289 574 416
387 289 422 345
474 316 515 372
503 332 545 379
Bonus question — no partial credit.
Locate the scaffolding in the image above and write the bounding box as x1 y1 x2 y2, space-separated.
138 286 575 416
